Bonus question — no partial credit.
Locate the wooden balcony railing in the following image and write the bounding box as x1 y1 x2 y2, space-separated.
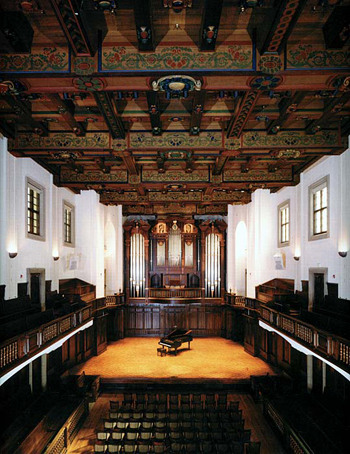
148 288 202 299
0 305 92 373
259 304 350 371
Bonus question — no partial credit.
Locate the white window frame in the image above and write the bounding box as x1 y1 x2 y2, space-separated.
309 175 330 241
26 177 45 241
63 200 75 247
278 200 290 248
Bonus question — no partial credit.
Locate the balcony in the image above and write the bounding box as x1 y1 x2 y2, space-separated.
259 304 350 378
0 305 93 383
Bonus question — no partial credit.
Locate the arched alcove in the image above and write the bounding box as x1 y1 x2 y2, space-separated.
104 220 117 295
235 221 248 296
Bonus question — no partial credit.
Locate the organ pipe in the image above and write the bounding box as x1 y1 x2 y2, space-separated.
205 233 220 298
130 233 145 297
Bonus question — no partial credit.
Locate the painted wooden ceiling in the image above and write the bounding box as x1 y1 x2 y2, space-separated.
0 0 349 215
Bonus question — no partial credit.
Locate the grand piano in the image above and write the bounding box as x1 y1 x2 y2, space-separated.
158 327 193 355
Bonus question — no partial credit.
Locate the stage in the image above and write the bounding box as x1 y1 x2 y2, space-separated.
70 337 276 385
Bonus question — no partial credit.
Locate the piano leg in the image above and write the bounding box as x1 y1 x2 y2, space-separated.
188 341 190 349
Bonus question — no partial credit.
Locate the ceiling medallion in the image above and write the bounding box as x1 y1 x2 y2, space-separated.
163 1 192 13
152 75 201 99
249 75 283 90
72 77 105 92
270 149 302 159
52 151 81 160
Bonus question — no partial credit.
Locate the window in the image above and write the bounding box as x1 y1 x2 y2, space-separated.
26 178 45 240
63 201 75 247
278 200 290 247
309 176 329 240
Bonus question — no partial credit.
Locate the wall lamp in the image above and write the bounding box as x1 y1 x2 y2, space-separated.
338 251 347 258
293 256 300 261
9 252 17 259
53 256 60 261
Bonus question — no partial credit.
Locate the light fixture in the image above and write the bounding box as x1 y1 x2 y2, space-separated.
293 256 300 261
53 256 60 261
152 75 201 99
338 251 347 258
94 0 117 13
163 1 192 13
9 252 17 259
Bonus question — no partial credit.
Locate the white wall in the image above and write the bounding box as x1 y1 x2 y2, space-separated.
0 136 123 301
227 146 350 300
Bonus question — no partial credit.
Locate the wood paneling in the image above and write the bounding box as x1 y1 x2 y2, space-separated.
125 303 224 337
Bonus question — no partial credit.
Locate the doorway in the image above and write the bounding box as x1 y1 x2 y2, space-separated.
314 273 325 309
309 268 328 311
27 268 46 311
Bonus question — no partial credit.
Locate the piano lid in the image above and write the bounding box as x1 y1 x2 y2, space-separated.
165 328 192 338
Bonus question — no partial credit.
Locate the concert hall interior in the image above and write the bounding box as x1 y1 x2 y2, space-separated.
0 1 350 454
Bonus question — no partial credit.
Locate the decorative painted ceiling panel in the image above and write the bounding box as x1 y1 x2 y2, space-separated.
1 0 349 213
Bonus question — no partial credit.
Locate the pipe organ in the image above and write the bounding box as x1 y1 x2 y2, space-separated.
124 218 226 303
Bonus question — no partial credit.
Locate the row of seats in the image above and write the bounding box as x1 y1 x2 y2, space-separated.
95 439 261 453
94 394 261 454
119 392 229 410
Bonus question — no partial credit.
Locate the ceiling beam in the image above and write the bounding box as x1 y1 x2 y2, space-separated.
93 92 125 139
199 0 224 51
190 91 206 135
134 0 155 52
0 121 16 139
5 96 49 136
50 0 98 56
212 155 228 176
147 92 162 136
95 158 111 174
120 150 138 176
226 91 260 139
259 0 308 55
267 92 307 135
47 94 85 136
305 92 350 135
341 119 350 137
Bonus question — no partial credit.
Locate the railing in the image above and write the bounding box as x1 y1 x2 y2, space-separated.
264 399 315 454
260 304 350 371
148 288 202 299
44 399 88 454
0 305 92 372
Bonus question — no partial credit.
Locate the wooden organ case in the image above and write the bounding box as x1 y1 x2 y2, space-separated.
123 218 227 305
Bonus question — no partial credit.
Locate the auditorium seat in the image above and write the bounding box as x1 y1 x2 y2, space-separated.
124 441 137 453
200 441 215 453
246 441 261 454
110 430 125 442
110 401 119 411
183 442 198 453
104 419 116 430
94 441 107 453
97 430 110 442
231 441 245 454
107 442 122 453
216 442 231 454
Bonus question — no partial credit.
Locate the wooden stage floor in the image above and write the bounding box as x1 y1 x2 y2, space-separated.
71 337 276 384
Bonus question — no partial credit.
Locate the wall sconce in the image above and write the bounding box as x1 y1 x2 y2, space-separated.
53 255 60 261
293 256 300 261
9 252 17 259
338 251 347 258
